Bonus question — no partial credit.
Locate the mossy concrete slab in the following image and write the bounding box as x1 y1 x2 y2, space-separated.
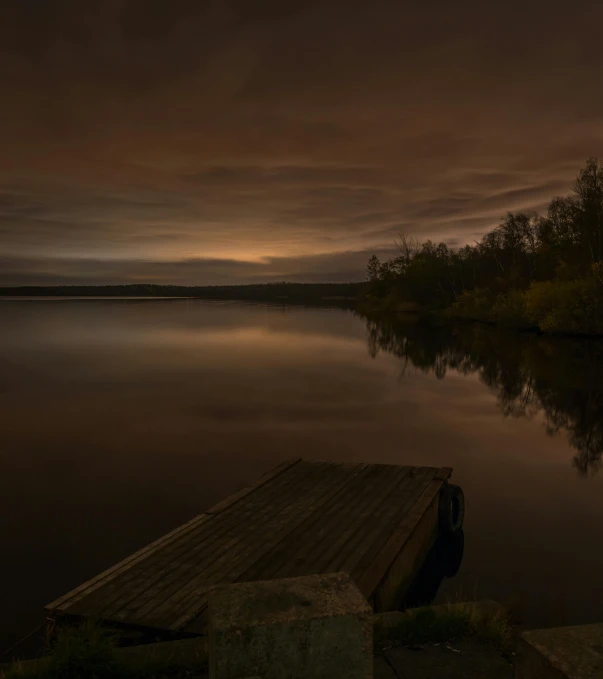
516 623 603 679
373 654 398 679
382 640 513 679
208 572 373 679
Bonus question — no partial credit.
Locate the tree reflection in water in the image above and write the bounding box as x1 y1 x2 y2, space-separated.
363 316 603 476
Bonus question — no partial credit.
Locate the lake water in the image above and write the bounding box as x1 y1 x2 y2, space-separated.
2 298 603 655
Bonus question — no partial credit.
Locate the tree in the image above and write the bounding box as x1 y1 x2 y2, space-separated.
363 157 603 334
572 157 603 264
366 255 381 282
395 233 420 271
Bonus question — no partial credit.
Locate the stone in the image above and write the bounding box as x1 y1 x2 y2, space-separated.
208 572 373 679
515 623 603 679
373 655 398 679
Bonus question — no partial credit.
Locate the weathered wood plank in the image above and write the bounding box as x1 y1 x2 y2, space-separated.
356 477 446 599
283 464 411 579
47 460 457 637
46 512 212 612
331 467 436 576
373 488 440 610
241 463 373 582
49 461 303 614
71 459 314 618
129 462 344 629
204 458 302 516
87 461 326 622
436 467 453 481
181 466 442 634
349 470 436 586
310 465 420 577
157 462 368 631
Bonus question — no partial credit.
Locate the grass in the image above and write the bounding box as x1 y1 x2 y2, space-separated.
1 621 121 679
373 601 512 652
0 621 206 679
2 602 511 678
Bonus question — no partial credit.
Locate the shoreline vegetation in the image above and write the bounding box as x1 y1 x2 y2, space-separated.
363 158 603 336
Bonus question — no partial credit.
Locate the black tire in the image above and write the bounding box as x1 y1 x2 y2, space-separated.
438 483 465 536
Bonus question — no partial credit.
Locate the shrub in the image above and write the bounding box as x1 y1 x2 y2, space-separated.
2 622 122 679
374 601 511 651
448 289 496 322
491 290 531 328
525 276 603 334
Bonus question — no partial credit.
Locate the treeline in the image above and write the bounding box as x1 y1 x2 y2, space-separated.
0 282 365 304
365 158 603 335
364 316 603 476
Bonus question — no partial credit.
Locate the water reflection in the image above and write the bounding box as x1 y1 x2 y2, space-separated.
402 532 465 610
3 299 603 652
364 317 603 476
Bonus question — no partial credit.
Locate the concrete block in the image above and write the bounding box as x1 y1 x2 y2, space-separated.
515 623 603 679
208 572 373 679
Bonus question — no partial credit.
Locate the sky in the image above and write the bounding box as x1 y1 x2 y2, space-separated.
1 0 602 286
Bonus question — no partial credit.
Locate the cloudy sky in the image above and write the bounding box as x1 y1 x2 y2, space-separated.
1 0 602 286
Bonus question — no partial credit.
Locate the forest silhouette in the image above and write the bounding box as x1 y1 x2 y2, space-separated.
366 158 603 335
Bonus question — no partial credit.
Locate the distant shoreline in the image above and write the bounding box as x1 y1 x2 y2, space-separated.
0 283 365 309
0 295 196 301
0 282 364 300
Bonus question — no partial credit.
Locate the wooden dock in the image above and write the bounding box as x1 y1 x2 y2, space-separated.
46 459 455 637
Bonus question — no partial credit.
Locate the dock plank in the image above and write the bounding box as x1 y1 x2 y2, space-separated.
310 465 418 576
331 467 436 575
46 512 212 612
159 463 360 631
68 458 317 619
264 464 407 581
204 458 302 516
356 476 446 598
349 470 438 585
87 461 325 623
46 459 455 635
238 462 373 582
134 462 345 630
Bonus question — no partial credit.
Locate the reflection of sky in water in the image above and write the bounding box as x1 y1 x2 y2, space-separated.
1 299 603 652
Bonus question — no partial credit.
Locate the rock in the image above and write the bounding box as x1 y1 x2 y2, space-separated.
208 572 373 679
515 623 603 679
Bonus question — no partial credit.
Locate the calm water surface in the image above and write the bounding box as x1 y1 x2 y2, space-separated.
2 299 603 653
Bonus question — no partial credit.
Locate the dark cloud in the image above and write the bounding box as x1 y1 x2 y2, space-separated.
1 0 602 284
